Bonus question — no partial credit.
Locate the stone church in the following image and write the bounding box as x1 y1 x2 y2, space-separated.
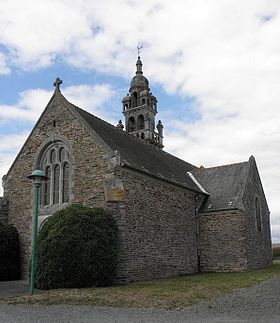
0 56 272 282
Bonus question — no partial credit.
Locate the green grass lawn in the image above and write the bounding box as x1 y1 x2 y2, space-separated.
3 260 280 310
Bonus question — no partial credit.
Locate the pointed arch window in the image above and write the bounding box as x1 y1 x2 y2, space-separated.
59 147 65 161
53 164 60 204
43 166 51 205
50 149 56 163
40 142 71 207
128 117 135 132
62 162 70 203
137 115 144 130
132 92 137 108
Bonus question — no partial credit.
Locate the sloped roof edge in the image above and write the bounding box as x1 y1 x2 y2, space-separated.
4 89 59 179
187 172 210 195
241 155 270 212
61 99 116 158
123 163 207 194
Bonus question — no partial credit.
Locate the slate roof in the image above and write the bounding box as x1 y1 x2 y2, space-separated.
191 161 250 212
70 103 203 193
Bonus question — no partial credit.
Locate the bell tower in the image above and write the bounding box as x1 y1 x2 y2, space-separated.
121 56 164 149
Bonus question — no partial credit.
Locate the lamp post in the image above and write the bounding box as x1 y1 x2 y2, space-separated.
28 170 48 295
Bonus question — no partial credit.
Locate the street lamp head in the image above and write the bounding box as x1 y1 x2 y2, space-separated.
28 170 48 186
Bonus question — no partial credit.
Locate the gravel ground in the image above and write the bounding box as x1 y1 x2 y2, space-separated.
182 275 280 322
0 276 279 322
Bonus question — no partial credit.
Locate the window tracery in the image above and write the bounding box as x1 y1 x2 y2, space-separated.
40 142 71 206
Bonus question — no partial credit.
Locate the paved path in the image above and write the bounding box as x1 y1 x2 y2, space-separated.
0 280 29 298
0 277 280 322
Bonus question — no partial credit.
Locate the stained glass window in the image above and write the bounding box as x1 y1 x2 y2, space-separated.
43 166 50 205
40 142 71 206
53 164 60 204
62 162 70 203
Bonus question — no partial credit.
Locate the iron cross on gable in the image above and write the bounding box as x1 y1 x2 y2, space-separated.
53 77 63 91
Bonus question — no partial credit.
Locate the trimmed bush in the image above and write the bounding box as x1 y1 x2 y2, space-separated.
36 204 118 289
0 222 21 281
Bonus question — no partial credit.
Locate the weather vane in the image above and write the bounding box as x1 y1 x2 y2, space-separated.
137 44 142 56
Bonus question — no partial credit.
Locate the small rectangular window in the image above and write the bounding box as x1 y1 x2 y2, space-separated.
255 197 262 232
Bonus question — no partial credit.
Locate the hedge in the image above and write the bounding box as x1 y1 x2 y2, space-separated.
36 204 118 289
0 222 21 281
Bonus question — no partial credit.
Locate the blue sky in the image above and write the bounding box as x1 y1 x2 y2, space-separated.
1 0 280 242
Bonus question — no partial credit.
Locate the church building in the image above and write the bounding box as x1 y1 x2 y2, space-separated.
0 56 272 282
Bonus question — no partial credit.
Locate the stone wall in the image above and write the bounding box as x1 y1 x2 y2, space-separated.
242 160 272 269
0 197 8 223
199 210 247 272
113 167 199 283
4 96 111 277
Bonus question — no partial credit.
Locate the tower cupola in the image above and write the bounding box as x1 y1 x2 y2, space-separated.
121 56 163 149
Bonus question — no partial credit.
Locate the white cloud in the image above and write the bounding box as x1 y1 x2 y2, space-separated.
0 89 53 122
0 52 10 74
0 133 29 153
64 84 116 121
0 84 116 123
0 0 91 69
0 133 29 195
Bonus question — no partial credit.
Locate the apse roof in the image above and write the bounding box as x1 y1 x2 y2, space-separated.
191 161 250 212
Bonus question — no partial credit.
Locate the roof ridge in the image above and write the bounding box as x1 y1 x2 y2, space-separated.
73 105 118 131
71 104 198 170
193 160 249 173
72 105 165 148
157 148 197 169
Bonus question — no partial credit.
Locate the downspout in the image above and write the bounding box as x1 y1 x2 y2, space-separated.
187 172 209 273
